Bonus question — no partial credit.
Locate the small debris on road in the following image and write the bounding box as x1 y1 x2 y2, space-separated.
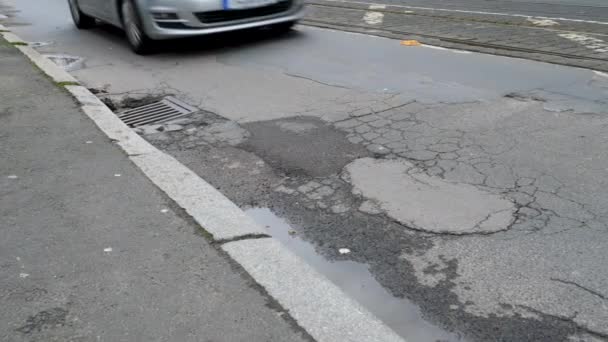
338 248 351 254
103 247 112 253
19 273 29 278
401 40 421 46
7 174 18 179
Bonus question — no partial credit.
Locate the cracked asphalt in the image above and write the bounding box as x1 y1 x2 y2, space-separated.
2 0 607 341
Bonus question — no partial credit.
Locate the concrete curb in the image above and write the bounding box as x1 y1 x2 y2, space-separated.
0 24 405 342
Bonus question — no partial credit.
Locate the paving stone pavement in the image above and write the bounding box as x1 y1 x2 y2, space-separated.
303 0 608 71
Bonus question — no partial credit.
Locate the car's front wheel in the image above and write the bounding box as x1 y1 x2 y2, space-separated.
122 0 154 54
68 0 96 29
272 21 296 34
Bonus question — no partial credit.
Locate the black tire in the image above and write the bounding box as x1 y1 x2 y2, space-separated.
121 0 154 54
68 0 96 29
272 21 296 33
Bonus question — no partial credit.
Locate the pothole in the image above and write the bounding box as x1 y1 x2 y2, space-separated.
44 54 84 71
28 41 52 48
241 116 370 177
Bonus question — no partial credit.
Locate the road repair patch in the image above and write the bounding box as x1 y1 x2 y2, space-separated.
344 158 516 234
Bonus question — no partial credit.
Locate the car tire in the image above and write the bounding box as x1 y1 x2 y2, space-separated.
122 0 154 54
68 0 96 29
272 21 296 34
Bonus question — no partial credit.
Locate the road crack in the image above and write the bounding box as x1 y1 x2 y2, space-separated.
284 72 352 89
551 277 607 301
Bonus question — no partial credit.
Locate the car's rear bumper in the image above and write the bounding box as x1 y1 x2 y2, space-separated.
137 0 305 40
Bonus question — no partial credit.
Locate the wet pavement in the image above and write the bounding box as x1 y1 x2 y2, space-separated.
2 0 608 341
247 207 465 342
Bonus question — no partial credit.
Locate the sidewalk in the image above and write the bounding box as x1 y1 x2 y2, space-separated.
0 38 311 341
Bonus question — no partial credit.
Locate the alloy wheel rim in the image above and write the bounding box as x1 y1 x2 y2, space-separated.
69 0 80 22
124 4 142 47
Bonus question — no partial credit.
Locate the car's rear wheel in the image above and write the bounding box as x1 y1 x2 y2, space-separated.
122 0 154 54
68 0 96 29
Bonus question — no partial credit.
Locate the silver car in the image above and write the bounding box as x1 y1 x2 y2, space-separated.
67 0 304 53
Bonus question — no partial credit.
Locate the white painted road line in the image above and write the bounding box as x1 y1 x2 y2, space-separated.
368 4 386 10
421 44 472 54
363 11 384 25
559 33 608 53
526 17 559 27
325 0 608 25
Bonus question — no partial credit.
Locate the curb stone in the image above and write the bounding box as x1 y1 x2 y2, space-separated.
0 23 405 342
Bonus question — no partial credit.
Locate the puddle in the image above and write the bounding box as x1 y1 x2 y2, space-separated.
246 207 465 342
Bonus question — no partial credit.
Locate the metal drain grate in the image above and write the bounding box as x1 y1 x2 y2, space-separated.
118 96 197 127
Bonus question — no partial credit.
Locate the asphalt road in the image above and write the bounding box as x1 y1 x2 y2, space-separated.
1 0 607 341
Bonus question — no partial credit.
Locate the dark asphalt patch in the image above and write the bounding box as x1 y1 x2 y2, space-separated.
16 307 68 334
241 117 370 177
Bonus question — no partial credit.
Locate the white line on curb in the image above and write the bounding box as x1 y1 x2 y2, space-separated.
1 23 406 342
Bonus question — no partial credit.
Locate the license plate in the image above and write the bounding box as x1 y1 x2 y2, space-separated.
224 0 278 10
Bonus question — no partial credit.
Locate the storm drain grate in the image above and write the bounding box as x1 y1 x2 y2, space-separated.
118 96 197 127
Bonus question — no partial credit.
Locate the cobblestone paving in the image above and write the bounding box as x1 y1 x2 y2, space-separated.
304 0 608 71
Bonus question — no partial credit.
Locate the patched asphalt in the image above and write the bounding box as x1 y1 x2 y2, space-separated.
6 1 608 340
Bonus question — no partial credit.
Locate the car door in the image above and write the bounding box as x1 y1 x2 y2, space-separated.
104 0 123 26
79 0 118 25
94 0 116 23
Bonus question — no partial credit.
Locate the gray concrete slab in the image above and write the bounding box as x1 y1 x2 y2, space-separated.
0 39 310 342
